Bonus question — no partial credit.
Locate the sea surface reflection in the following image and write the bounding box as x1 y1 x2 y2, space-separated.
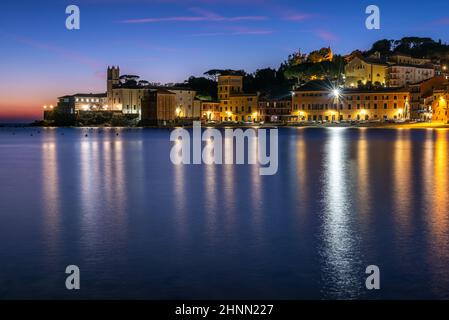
0 127 448 299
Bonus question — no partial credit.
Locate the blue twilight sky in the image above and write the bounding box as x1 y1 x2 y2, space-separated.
0 0 448 121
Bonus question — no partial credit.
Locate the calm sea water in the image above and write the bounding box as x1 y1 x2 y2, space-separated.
0 127 448 299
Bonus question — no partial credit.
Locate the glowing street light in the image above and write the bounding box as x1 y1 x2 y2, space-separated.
332 88 342 122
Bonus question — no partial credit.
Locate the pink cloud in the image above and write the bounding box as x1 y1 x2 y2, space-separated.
119 8 268 24
315 30 337 42
284 13 312 21
190 29 272 36
190 25 272 36
434 18 449 25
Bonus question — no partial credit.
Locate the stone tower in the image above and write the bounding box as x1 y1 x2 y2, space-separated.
107 66 120 109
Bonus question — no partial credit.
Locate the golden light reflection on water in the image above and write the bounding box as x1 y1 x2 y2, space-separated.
356 130 370 219
393 130 412 236
420 129 449 295
296 132 308 209
428 130 449 261
431 130 449 235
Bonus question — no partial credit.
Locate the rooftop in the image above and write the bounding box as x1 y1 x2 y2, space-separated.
58 93 107 99
294 80 409 93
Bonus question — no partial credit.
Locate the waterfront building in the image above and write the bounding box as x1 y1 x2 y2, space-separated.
258 97 293 122
292 80 411 122
107 66 121 110
106 66 197 121
57 93 108 112
408 76 447 120
201 101 221 122
432 84 449 123
141 89 176 124
169 88 198 119
217 75 259 122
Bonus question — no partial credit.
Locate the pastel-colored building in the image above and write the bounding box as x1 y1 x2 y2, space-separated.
218 75 259 122
387 65 435 88
292 80 411 122
201 101 221 122
345 56 388 87
106 66 197 120
55 93 107 113
258 98 292 122
432 84 449 123
408 76 447 120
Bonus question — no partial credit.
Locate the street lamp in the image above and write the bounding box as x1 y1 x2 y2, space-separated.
332 88 341 122
175 107 182 118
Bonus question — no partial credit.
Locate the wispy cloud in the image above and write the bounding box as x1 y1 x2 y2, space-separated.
190 25 272 36
118 8 268 24
0 30 102 69
190 30 272 36
284 13 312 21
315 30 337 42
433 18 449 25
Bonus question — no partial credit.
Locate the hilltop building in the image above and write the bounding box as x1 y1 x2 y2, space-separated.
345 52 437 88
386 64 435 87
345 55 388 87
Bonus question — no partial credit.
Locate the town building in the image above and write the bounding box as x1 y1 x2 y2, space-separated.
57 93 108 112
292 80 411 122
141 89 176 124
386 64 435 88
432 83 449 123
387 54 432 66
106 66 197 121
407 76 447 120
432 85 449 123
201 101 221 122
345 55 388 87
258 97 292 122
217 75 259 122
